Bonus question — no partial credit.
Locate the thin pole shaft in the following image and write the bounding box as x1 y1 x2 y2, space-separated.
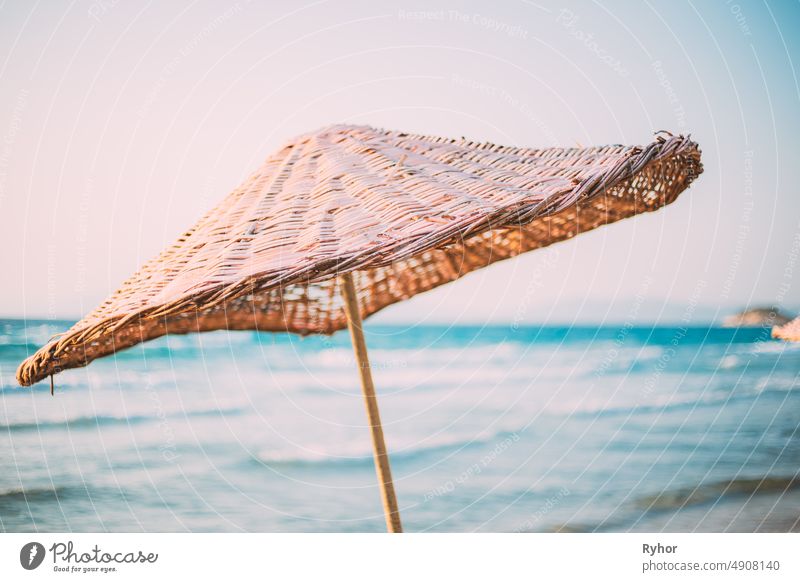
340 272 403 533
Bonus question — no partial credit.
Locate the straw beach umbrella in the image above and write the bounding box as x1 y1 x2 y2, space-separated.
17 124 702 532
772 316 800 341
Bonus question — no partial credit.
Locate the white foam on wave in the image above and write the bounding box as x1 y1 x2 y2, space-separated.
253 422 523 466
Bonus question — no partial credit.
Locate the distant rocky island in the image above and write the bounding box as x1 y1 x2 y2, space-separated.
722 307 793 328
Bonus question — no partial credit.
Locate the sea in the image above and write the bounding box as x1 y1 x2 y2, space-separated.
1 319 799 532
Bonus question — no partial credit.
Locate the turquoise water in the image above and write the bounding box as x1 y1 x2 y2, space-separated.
1 319 798 532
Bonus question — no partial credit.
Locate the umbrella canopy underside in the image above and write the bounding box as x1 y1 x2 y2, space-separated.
772 316 800 341
17 124 702 386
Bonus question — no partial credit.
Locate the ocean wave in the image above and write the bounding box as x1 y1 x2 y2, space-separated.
0 342 38 359
1 414 152 432
0 321 71 347
752 376 800 393
752 340 800 354
550 392 711 418
0 406 246 433
302 344 526 369
252 427 521 468
558 381 800 419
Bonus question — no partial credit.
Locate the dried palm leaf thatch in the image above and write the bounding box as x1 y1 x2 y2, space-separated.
17 124 702 386
772 316 800 341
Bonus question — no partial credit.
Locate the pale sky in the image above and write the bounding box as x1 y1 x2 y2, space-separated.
1 0 798 325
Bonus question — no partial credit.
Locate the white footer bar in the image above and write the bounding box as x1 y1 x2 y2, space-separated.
1 533 796 581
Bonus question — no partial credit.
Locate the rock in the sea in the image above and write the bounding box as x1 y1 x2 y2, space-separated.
723 307 792 328
773 316 800 341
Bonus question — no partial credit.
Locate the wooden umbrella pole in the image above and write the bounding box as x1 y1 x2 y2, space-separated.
340 272 403 533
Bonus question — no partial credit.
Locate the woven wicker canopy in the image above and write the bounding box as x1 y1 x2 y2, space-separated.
17 124 702 387
772 316 800 341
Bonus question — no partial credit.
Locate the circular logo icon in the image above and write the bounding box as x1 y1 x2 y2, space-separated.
20 542 46 570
